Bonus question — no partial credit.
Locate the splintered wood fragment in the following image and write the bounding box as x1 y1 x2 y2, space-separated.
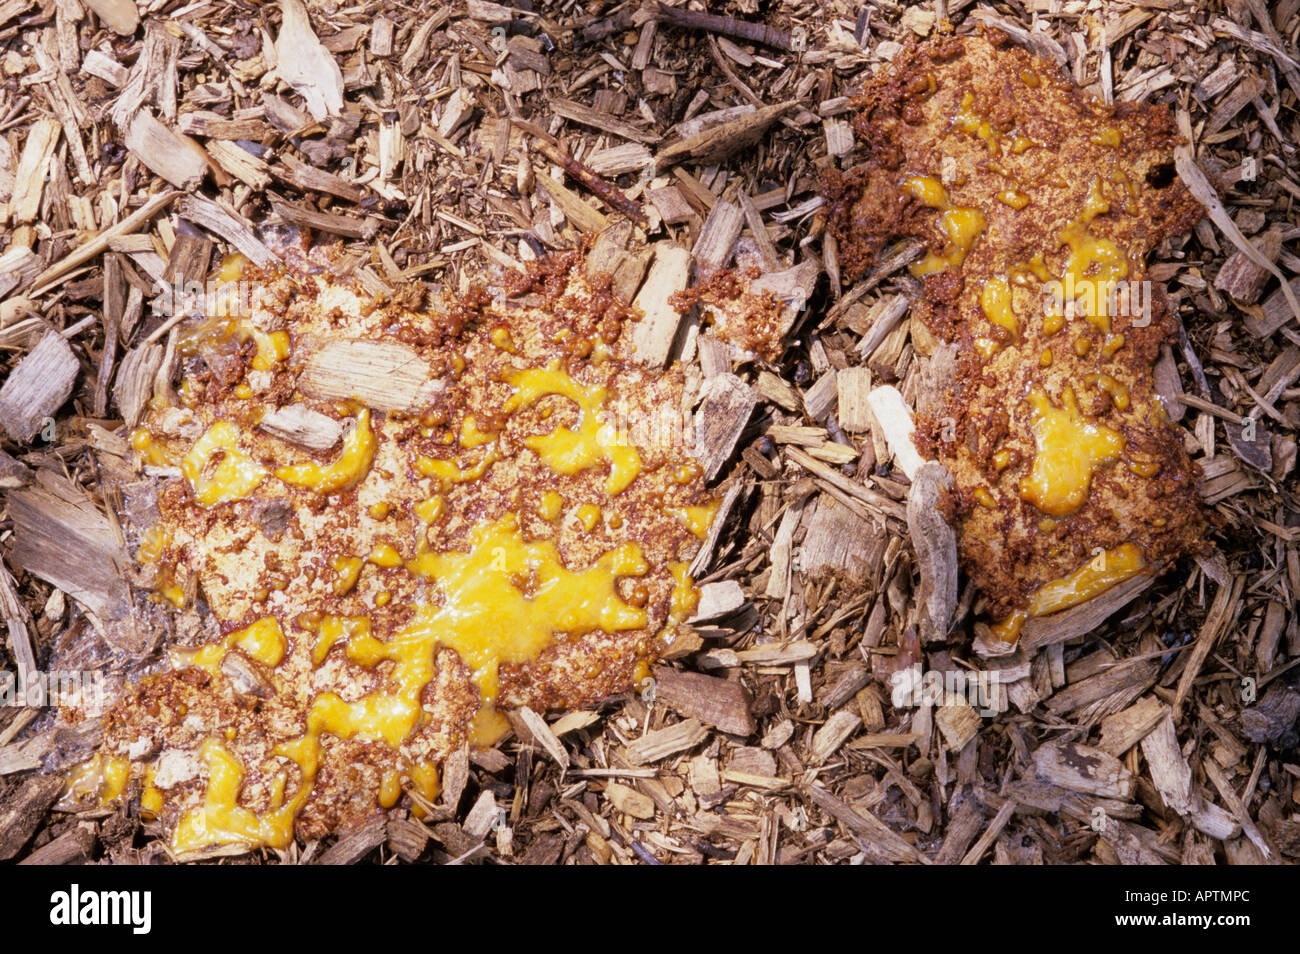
652 2 793 50
317 816 387 865
584 219 634 278
0 245 39 299
1097 695 1166 756
9 478 130 620
386 817 427 862
548 710 600 737
178 112 272 141
369 16 394 56
1032 740 1134 800
0 450 32 488
733 640 817 665
17 825 97 866
934 799 984 865
517 706 569 772
802 370 837 422
631 243 691 366
124 112 208 190
1202 757 1272 859
207 140 271 190
625 718 708 765
692 197 743 276
755 370 800 410
959 801 1016 865
550 98 660 144
165 236 212 293
785 447 907 522
652 666 754 736
688 580 745 623
1140 710 1194 816
1248 277 1300 338
9 118 60 224
823 119 853 157
176 195 277 267
298 339 440 412
438 87 476 139
81 49 127 86
273 152 365 203
276 0 344 121
585 143 652 177
836 367 872 432
605 782 655 819
270 196 377 240
802 495 884 581
1017 574 1154 652
936 703 981 751
865 385 926 480
534 174 608 234
0 332 79 443
0 563 36 695
648 185 695 225
113 343 164 428
462 790 498 841
656 101 798 168
84 0 138 34
907 462 958 643
1172 576 1240 717
0 775 63 861
693 372 756 480
804 784 929 864
811 709 861 763
258 403 343 451
1214 228 1280 303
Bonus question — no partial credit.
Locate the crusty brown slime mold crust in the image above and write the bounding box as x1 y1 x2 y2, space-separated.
105 244 715 848
825 29 1208 622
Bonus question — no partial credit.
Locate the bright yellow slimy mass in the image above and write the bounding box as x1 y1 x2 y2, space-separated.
902 176 987 277
174 516 652 851
275 410 377 494
176 615 288 675
182 422 268 507
503 361 643 494
1019 387 1124 518
1058 179 1130 332
990 543 1146 642
102 254 719 855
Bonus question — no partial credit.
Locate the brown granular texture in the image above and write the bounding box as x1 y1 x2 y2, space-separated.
824 29 1208 620
100 247 715 848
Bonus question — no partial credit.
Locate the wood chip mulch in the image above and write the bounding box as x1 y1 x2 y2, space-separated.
1 0 1299 865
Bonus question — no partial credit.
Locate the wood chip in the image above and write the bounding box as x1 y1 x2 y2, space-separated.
1032 740 1135 800
9 476 131 621
652 666 754 737
9 118 60 225
865 385 926 480
0 332 79 443
625 718 708 765
630 243 691 366
123 111 208 190
258 403 344 451
0 775 64 861
517 705 569 772
692 372 756 481
907 462 958 643
298 338 440 412
276 0 344 121
605 782 655 819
